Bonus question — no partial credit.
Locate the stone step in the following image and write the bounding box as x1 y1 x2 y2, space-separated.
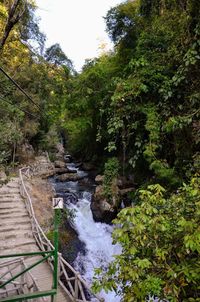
0 243 38 256
7 182 19 188
0 198 22 203
0 216 31 227
16 244 39 253
0 212 29 219
0 208 25 215
0 238 36 251
0 202 26 210
0 183 19 189
0 224 32 233
0 229 33 240
0 203 23 210
0 190 20 195
0 243 39 256
0 192 22 199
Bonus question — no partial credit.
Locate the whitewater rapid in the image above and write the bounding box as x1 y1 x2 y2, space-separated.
51 161 163 302
67 191 122 302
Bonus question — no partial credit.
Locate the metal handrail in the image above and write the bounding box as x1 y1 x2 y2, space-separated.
19 165 104 302
0 257 47 301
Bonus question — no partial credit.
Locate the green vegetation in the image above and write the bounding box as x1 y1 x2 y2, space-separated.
92 177 200 301
0 0 200 300
0 0 73 165
60 0 200 189
103 157 119 202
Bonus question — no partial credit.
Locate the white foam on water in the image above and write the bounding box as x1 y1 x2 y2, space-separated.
67 191 121 302
65 191 164 302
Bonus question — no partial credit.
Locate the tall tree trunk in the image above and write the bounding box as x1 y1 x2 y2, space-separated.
122 127 126 177
0 0 23 50
12 141 16 165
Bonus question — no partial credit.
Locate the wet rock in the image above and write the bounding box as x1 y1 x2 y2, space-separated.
54 160 66 169
65 192 78 204
67 168 78 174
57 173 84 182
60 221 86 264
41 171 55 178
64 154 72 163
55 168 69 175
91 185 118 223
95 175 104 184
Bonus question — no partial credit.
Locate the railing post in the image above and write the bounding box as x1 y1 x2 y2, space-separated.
58 253 61 278
74 276 78 300
21 259 25 293
52 208 59 302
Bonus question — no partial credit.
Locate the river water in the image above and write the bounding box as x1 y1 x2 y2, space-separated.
50 163 122 302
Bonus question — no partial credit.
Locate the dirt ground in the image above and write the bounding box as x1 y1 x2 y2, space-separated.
25 177 55 231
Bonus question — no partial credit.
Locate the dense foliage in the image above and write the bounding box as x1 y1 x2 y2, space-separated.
63 0 199 300
63 0 200 188
93 177 200 301
0 0 73 165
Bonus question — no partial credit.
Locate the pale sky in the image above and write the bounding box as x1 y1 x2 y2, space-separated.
36 0 123 71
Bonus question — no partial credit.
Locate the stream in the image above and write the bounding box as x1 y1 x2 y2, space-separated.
50 162 122 302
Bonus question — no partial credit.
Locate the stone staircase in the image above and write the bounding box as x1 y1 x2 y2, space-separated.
0 176 69 301
0 158 101 302
0 178 36 256
0 178 37 299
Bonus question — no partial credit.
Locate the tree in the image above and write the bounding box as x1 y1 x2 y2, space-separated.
0 0 25 49
45 43 73 70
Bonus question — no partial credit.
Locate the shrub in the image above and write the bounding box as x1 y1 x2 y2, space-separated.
103 157 120 202
93 176 200 301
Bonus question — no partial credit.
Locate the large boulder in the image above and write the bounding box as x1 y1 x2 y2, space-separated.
54 160 66 169
91 185 118 223
57 173 84 182
95 175 104 184
31 156 55 178
55 167 77 175
55 167 69 175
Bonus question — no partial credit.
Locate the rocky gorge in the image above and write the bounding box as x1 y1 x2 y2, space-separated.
48 142 135 224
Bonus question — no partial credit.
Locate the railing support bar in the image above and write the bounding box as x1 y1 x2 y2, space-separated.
0 254 51 289
53 208 59 295
0 289 57 302
0 250 54 259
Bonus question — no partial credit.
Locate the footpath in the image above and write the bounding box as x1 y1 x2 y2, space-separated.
0 175 68 301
